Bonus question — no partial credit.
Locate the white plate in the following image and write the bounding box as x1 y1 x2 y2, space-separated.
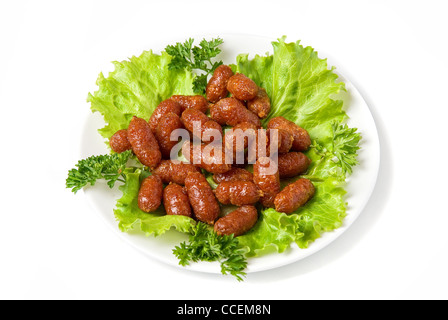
80 34 380 275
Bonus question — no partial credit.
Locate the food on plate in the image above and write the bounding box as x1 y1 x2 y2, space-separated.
155 112 184 159
277 152 311 178
67 37 363 281
171 95 209 113
274 178 315 214
182 140 231 174
180 108 222 142
127 116 162 169
267 116 311 152
266 128 293 155
153 160 200 185
247 87 271 119
206 64 234 103
214 205 258 237
227 73 258 101
138 175 163 212
210 97 261 127
184 171 220 225
224 121 258 153
212 167 254 184
109 129 132 153
214 181 263 206
163 183 192 217
253 157 281 208
148 98 182 133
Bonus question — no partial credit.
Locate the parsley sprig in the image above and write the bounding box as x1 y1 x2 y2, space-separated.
165 38 224 94
66 150 132 193
173 222 247 281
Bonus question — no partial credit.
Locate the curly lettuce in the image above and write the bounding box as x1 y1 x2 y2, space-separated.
86 37 361 261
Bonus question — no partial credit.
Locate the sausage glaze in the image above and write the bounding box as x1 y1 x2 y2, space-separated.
274 178 315 214
127 116 162 169
214 205 258 237
110 129 132 153
253 157 281 208
215 181 263 206
153 160 200 185
163 183 192 217
148 99 182 133
210 97 261 127
206 65 234 103
171 95 209 113
213 167 253 184
138 175 163 213
227 73 258 101
247 87 271 118
155 112 184 159
267 116 311 152
184 172 220 225
277 152 311 178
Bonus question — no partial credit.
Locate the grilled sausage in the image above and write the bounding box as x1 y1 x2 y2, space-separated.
163 183 192 217
247 87 271 119
274 178 315 214
155 112 184 159
215 181 262 206
153 160 200 185
109 129 132 153
185 172 220 225
213 167 253 184
182 141 231 174
227 73 258 101
138 175 163 212
148 99 182 133
224 121 258 153
253 157 281 208
214 205 258 236
210 97 261 127
267 116 311 152
266 128 294 155
171 95 209 113
181 108 222 143
206 65 234 103
127 116 162 169
277 152 311 178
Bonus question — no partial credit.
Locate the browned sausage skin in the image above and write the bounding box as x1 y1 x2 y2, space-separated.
163 183 192 217
247 87 271 119
171 95 209 113
274 178 315 214
110 129 132 153
155 112 184 159
215 181 263 206
227 73 258 101
267 117 311 152
213 167 253 184
206 65 234 103
148 99 182 134
277 152 311 178
184 172 220 225
181 108 222 143
127 116 162 169
266 128 294 155
210 97 261 127
138 175 163 213
253 157 281 208
214 205 258 237
182 141 231 174
153 160 200 185
224 121 258 153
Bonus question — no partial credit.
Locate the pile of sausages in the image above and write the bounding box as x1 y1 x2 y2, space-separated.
109 65 315 237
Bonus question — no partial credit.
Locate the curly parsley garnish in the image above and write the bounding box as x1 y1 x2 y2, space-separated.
173 222 247 281
165 38 224 94
66 150 132 193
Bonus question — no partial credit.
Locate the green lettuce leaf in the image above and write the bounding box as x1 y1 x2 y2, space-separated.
232 36 346 148
88 50 195 140
114 168 195 236
232 37 358 256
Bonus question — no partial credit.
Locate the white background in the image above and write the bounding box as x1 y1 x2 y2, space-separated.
1 0 447 300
